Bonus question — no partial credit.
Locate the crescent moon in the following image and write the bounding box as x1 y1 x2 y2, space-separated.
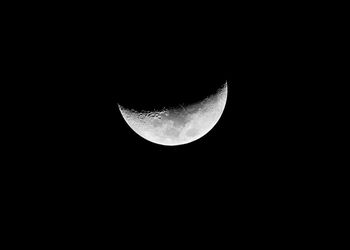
118 82 228 146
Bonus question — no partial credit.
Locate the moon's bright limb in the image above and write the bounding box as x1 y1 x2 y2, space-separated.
118 82 228 146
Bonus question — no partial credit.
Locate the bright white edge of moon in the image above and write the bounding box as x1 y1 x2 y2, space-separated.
118 82 228 146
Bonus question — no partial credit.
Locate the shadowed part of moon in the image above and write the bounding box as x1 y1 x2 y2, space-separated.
118 82 228 146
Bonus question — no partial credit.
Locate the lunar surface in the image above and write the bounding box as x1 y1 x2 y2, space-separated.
118 82 228 146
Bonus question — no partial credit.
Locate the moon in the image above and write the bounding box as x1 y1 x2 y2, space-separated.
118 82 228 146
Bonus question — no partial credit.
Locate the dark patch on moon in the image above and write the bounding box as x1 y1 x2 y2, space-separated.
151 119 163 127
159 110 189 128
186 128 198 137
165 127 180 138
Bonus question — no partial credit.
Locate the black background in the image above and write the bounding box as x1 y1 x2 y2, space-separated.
3 2 335 241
